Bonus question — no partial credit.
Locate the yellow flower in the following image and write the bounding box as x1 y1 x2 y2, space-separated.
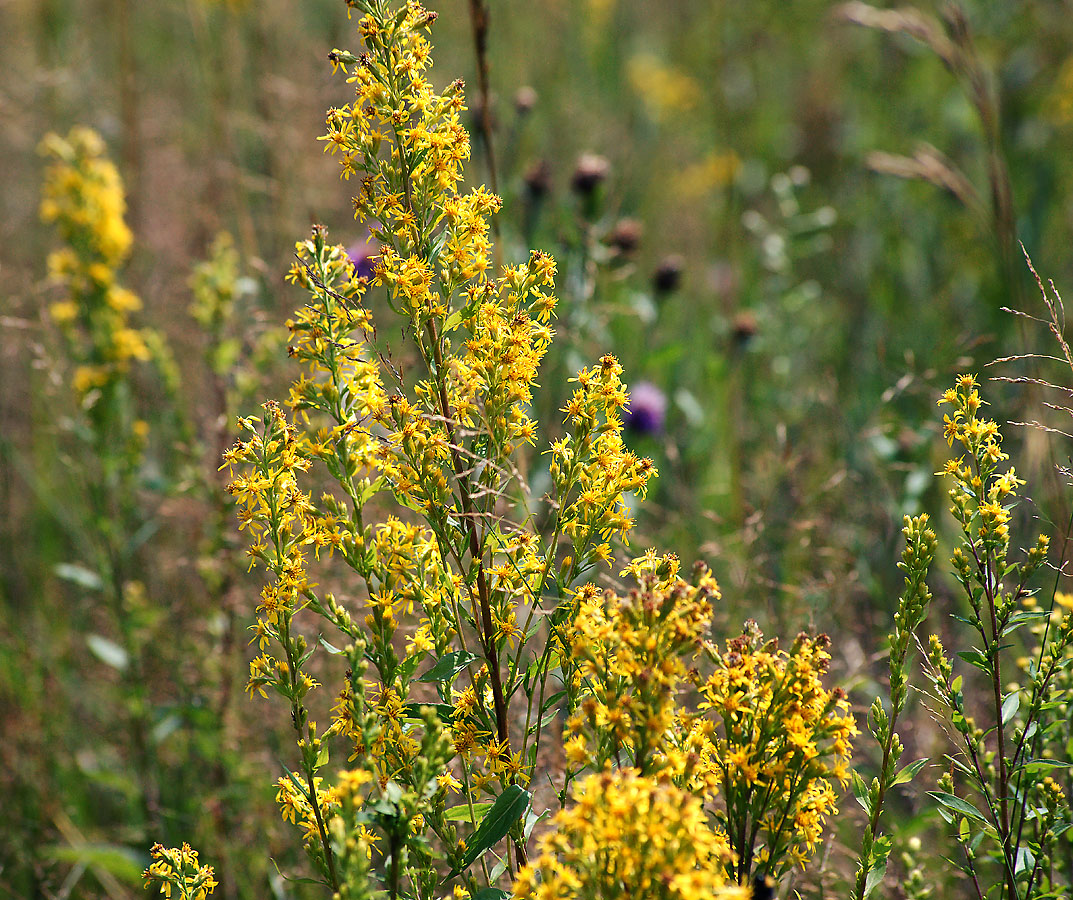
564 556 717 771
564 735 589 767
627 53 701 122
512 770 742 900
437 771 463 794
40 126 152 406
696 623 854 878
49 301 78 324
143 843 217 900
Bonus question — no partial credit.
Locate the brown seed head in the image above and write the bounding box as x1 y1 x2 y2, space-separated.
609 218 643 254
571 153 610 195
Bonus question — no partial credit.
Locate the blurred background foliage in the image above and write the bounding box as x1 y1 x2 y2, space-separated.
4 0 1073 896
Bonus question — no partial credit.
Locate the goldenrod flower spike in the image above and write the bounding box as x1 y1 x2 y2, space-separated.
40 127 151 400
143 844 218 900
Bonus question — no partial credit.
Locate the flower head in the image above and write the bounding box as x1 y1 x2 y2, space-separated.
623 381 668 436
512 770 746 900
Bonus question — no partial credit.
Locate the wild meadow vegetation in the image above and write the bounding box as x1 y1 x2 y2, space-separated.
4 0 1073 898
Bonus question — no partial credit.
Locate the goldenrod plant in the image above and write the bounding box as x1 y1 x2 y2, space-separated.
855 370 1073 900
39 126 177 836
188 230 280 619
851 513 936 900
40 126 152 417
511 769 749 900
143 843 218 900
925 376 1071 899
37 131 261 897
697 624 856 883
156 2 857 898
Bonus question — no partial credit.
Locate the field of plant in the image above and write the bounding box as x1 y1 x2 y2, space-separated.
3 1 1073 898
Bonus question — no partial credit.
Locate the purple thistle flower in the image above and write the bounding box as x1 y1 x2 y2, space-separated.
623 381 667 436
347 237 377 281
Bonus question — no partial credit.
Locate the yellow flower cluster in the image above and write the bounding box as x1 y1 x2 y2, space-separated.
922 377 1073 897
143 843 217 900
257 0 657 808
672 151 742 199
512 769 747 900
938 373 1024 549
448 251 558 457
216 3 853 895
277 774 336 843
40 127 151 399
40 127 131 266
697 621 856 877
551 354 656 565
316 6 565 511
564 552 719 771
285 228 388 492
326 5 464 197
221 402 316 698
626 53 701 122
322 4 474 293
447 667 529 795
275 769 379 851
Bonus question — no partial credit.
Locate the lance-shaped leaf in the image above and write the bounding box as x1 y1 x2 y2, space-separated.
418 651 480 684
449 785 531 877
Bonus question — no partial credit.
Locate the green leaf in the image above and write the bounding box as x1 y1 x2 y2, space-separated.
44 843 144 884
356 476 386 506
863 859 888 899
449 785 531 876
926 791 989 826
539 707 560 728
418 651 480 684
151 713 182 744
315 742 330 769
943 754 975 778
1001 691 1020 726
892 758 928 786
956 649 991 674
472 890 510 900
1002 608 1048 637
55 563 104 591
444 802 492 822
397 653 422 682
488 857 508 883
401 702 455 724
443 307 465 334
523 806 548 842
86 634 129 671
1018 759 1073 776
319 637 345 655
851 770 872 814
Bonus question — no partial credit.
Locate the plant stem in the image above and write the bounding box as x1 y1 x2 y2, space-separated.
465 0 502 271
983 552 1017 900
426 315 509 747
